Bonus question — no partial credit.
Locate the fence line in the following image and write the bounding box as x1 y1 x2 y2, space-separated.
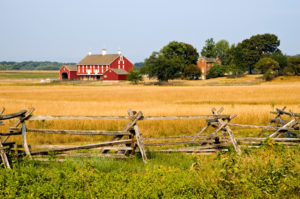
1 106 299 169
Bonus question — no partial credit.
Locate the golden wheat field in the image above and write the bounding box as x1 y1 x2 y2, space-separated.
0 75 300 145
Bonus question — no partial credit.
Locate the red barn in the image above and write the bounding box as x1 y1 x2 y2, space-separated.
60 49 133 81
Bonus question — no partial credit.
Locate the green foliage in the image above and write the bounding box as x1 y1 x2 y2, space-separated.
255 57 279 74
0 65 11 70
0 61 75 71
283 56 300 76
183 64 201 80
207 63 226 79
142 52 182 81
160 41 199 66
271 51 288 74
236 33 281 74
263 69 276 81
1 148 299 198
127 70 143 84
215 40 230 63
226 63 244 77
201 38 230 64
142 41 199 81
201 38 217 58
255 57 279 81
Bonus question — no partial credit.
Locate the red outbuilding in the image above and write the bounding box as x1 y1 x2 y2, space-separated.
60 65 80 80
59 49 133 81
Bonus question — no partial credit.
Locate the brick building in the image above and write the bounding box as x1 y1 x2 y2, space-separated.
197 57 221 79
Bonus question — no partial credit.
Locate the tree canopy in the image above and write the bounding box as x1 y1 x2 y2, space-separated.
201 38 216 58
215 40 229 62
142 41 199 81
236 33 280 74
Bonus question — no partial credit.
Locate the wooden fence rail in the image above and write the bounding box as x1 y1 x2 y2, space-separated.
29 115 231 121
1 106 299 169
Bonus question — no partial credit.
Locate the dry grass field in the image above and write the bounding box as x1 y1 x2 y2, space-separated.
1 74 300 145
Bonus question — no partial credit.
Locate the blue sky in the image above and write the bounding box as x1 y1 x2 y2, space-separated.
0 0 299 63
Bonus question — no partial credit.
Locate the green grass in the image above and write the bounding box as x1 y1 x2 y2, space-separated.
0 71 58 79
1 145 299 198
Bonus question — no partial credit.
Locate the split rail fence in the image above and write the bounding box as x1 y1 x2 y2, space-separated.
0 106 299 169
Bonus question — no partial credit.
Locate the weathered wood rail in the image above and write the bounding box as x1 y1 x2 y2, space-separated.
0 108 149 168
0 108 35 168
1 106 299 169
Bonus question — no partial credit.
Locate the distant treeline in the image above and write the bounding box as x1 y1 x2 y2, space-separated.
0 61 145 71
0 61 76 70
133 62 145 70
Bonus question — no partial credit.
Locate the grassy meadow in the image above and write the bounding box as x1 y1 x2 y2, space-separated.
0 70 58 79
0 74 300 145
1 147 299 198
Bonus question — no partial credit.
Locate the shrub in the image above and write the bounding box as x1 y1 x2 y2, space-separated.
183 64 201 80
207 64 226 78
127 70 143 84
255 57 279 74
255 57 279 81
264 68 277 81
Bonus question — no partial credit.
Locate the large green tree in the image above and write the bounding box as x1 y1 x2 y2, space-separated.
223 44 248 75
142 41 199 81
160 41 199 67
236 33 280 74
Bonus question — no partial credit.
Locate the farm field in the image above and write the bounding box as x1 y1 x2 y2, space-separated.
0 70 58 79
0 74 300 145
1 74 300 198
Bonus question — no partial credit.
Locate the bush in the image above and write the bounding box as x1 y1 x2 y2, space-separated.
255 57 280 81
127 70 143 84
264 68 277 81
183 64 201 80
207 64 226 78
255 57 279 74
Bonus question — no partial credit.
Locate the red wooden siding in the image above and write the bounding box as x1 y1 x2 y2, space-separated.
60 54 132 81
103 69 127 81
110 56 133 72
60 66 80 80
